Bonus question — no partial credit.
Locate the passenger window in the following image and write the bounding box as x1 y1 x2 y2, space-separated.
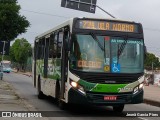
49 34 56 58
57 32 63 58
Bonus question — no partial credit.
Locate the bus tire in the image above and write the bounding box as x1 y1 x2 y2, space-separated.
56 82 66 110
55 82 60 100
58 100 66 110
113 105 124 113
37 76 45 99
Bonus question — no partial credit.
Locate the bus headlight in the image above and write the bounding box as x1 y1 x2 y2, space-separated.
133 86 139 94
139 83 144 89
70 81 78 88
78 85 85 95
133 83 144 94
70 79 85 95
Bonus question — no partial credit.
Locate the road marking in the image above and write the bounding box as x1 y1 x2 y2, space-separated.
138 117 149 120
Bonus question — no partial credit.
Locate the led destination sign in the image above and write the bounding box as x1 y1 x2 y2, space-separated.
77 20 139 33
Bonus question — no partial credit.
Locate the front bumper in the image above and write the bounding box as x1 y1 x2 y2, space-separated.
68 88 143 105
3 70 11 73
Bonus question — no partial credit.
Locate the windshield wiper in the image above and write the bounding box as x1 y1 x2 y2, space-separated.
90 33 107 63
90 33 109 64
117 37 128 64
90 33 104 51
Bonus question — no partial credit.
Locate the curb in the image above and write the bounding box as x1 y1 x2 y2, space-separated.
143 98 160 107
22 73 32 77
12 70 32 77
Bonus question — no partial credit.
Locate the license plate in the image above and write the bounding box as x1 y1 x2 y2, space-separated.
104 96 117 101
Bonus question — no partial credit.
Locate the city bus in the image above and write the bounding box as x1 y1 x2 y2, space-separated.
2 60 11 73
32 17 145 112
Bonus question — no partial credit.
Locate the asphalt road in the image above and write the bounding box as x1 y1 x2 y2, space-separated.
3 72 160 120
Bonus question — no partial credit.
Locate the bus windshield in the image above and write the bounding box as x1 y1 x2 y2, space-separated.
70 34 144 73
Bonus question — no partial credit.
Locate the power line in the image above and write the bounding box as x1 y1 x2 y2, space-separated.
21 9 160 32
147 46 160 49
144 28 160 32
21 9 69 19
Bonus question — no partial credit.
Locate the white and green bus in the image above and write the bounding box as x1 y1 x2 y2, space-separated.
32 17 145 112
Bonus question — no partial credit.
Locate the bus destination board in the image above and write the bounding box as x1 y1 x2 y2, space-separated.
76 20 139 33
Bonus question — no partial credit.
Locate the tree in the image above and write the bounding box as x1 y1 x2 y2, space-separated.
0 0 30 41
0 55 10 61
144 52 160 70
10 38 32 71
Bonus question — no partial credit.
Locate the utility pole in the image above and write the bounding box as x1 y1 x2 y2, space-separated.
1 41 6 62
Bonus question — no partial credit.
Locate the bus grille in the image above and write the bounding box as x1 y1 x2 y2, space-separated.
71 70 142 84
82 76 136 84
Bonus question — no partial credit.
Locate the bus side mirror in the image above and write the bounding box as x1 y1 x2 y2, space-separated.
144 45 147 59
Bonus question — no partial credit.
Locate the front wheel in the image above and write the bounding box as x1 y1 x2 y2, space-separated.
55 82 66 109
58 100 66 110
113 105 124 113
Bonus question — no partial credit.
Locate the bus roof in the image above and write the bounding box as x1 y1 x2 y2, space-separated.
2 60 11 64
35 18 74 40
35 17 139 40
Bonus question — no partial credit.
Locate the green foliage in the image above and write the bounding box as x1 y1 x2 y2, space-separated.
0 0 30 41
144 52 160 70
9 38 32 65
0 55 10 61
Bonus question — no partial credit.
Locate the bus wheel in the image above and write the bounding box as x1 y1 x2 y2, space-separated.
58 100 66 110
55 82 66 109
37 76 45 99
113 105 124 113
57 92 66 110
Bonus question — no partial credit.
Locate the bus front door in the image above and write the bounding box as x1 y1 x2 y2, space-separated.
59 29 69 108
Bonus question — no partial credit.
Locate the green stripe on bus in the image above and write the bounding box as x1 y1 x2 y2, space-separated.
91 84 127 93
78 79 127 93
78 79 96 91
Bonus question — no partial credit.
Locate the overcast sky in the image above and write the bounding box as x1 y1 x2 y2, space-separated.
17 0 160 56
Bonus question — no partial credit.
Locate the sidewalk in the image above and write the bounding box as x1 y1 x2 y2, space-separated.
0 80 49 119
144 84 160 107
0 80 31 111
1 70 35 111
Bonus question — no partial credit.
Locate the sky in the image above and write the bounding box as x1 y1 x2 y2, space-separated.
16 0 160 56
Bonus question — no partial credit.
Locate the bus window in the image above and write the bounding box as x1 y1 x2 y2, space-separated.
36 41 42 60
40 39 45 59
53 33 58 58
49 34 56 58
57 32 63 58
